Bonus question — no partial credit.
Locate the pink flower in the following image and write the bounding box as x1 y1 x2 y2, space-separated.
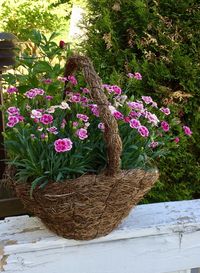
138 126 149 137
127 72 142 80
102 84 110 89
61 119 67 129
7 115 20 127
17 115 24 122
77 114 89 122
34 118 40 123
40 133 48 140
151 101 158 108
25 89 37 99
145 112 160 126
42 79 52 84
98 122 105 131
81 88 90 94
142 96 153 104
127 73 134 78
35 88 45 95
183 126 192 136
149 141 159 148
7 107 20 116
102 84 113 93
47 126 58 135
59 40 65 49
124 116 131 123
160 107 171 115
90 104 99 117
127 101 144 112
40 114 53 125
76 128 88 140
7 86 18 94
45 95 53 101
161 121 170 132
134 72 142 80
57 76 68 82
54 138 73 153
81 96 89 105
174 137 180 143
73 121 79 127
68 75 78 85
130 118 141 129
71 94 81 103
129 111 141 118
111 85 122 95
113 111 124 120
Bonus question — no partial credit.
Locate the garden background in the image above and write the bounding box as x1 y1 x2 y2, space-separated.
0 0 199 203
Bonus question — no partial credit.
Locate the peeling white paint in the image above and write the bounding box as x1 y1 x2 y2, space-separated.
0 200 200 273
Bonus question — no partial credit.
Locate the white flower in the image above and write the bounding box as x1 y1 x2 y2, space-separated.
30 110 42 119
108 105 116 114
85 122 90 128
46 106 56 113
59 101 70 110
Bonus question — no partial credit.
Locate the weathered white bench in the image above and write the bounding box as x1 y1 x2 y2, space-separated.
1 199 200 273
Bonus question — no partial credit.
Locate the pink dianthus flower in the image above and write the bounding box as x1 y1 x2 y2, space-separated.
40 114 53 125
54 138 73 153
183 126 192 136
7 86 18 94
76 114 89 122
142 96 153 104
138 126 149 137
111 85 122 95
129 118 141 129
174 137 180 143
68 75 78 85
7 115 20 127
149 141 159 148
113 110 124 120
7 107 20 116
160 107 171 115
161 121 170 132
76 128 88 140
134 72 142 80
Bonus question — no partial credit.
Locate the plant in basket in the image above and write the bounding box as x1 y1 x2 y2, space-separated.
2 54 192 240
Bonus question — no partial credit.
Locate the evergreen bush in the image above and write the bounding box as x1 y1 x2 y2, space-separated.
82 0 200 202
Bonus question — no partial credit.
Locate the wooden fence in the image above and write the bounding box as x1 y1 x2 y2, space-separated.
1 199 200 273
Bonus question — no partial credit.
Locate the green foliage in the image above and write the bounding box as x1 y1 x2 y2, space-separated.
82 0 200 202
2 30 71 94
0 0 71 41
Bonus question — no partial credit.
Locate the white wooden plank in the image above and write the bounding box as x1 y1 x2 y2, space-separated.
171 270 191 273
1 199 200 273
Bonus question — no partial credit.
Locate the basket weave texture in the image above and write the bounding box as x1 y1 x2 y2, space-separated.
14 55 159 240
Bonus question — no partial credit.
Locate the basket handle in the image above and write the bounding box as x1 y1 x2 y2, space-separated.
64 55 122 175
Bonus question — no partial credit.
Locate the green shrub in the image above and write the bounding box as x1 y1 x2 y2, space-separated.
82 0 200 202
0 0 71 41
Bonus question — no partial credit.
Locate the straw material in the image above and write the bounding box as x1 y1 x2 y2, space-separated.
13 55 159 240
15 169 158 240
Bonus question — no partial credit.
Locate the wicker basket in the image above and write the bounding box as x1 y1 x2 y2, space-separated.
14 55 159 240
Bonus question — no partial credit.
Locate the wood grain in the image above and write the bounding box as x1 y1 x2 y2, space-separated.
1 200 200 272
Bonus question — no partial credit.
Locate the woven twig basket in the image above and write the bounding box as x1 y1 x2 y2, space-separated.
14 55 159 240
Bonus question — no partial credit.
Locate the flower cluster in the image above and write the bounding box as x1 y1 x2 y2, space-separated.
4 73 192 176
6 107 24 127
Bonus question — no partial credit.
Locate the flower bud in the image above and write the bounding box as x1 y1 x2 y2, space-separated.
59 40 65 49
